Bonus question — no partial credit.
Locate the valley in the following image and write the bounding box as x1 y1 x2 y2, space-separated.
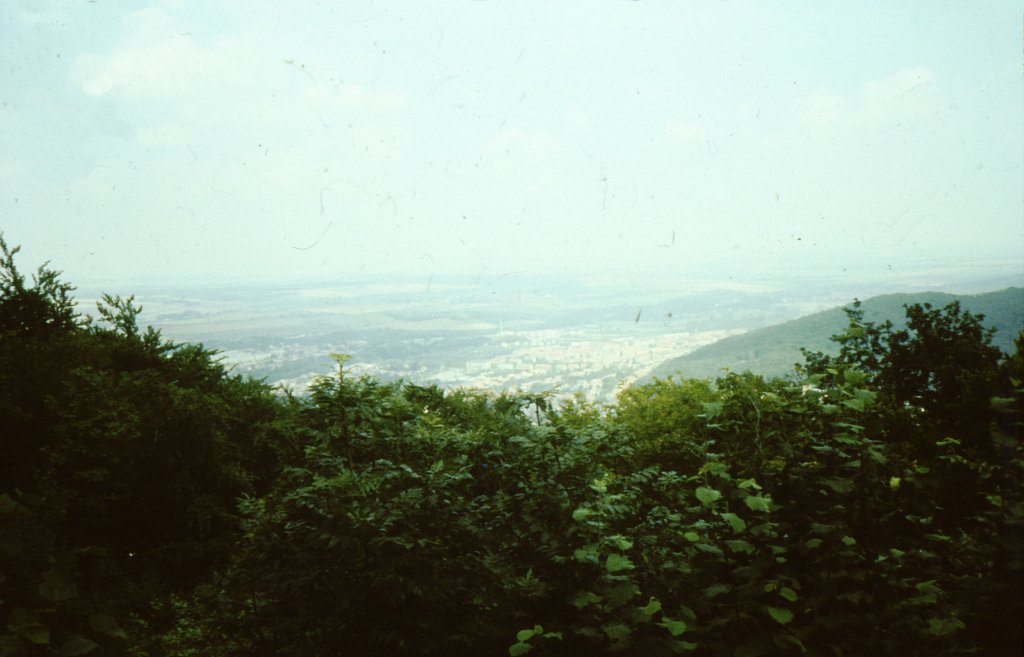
77 264 1024 403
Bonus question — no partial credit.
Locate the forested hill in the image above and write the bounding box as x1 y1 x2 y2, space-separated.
647 287 1024 382
3 238 1023 656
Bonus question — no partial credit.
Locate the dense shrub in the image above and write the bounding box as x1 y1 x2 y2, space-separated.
1 237 1021 656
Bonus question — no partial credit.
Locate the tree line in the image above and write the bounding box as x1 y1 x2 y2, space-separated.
1 236 1021 656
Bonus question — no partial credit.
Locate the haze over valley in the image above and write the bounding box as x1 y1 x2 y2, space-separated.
79 261 1024 403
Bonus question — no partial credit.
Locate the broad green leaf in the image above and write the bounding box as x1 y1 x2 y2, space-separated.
843 368 866 385
766 606 794 625
841 535 857 546
640 597 662 617
59 637 98 656
695 542 724 556
744 495 772 512
605 553 635 573
704 583 730 599
725 539 754 554
720 512 746 533
683 531 700 542
805 538 823 549
928 616 965 636
574 547 598 563
670 639 699 652
841 397 864 411
605 581 640 606
603 623 632 642
699 461 729 477
610 535 633 551
570 590 602 608
779 587 798 602
516 629 535 642
991 395 1015 410
774 632 807 653
855 389 877 407
661 617 687 636
509 642 532 656
823 478 854 494
572 507 594 522
695 486 722 505
867 447 887 464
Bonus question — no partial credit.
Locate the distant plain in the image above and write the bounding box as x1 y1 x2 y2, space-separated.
76 260 1024 402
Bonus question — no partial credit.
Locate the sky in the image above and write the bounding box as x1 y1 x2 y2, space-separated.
1 0 1022 287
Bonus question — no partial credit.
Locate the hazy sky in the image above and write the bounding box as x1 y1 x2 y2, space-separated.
1 0 1021 286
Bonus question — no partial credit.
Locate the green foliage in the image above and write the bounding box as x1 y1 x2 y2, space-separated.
0 238 300 656
0 236 78 337
650 288 1024 381
2 238 1021 655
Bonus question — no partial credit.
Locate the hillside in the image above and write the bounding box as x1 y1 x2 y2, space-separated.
646 287 1024 381
4 238 1023 656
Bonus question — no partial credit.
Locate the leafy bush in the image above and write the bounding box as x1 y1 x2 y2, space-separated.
1 238 1021 656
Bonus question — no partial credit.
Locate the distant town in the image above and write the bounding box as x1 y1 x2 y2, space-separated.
77 264 1023 404
224 324 743 403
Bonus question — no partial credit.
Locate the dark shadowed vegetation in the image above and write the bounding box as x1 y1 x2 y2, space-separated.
2 238 1022 656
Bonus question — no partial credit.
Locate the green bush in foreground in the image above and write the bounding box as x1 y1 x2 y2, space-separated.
1 237 1021 656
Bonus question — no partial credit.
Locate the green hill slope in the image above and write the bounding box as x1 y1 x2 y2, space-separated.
647 287 1024 381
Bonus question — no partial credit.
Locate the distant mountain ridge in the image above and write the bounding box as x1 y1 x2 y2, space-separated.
646 287 1024 382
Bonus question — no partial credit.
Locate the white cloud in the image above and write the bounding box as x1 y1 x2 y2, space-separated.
859 66 938 125
793 66 939 130
72 9 224 99
70 4 408 134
